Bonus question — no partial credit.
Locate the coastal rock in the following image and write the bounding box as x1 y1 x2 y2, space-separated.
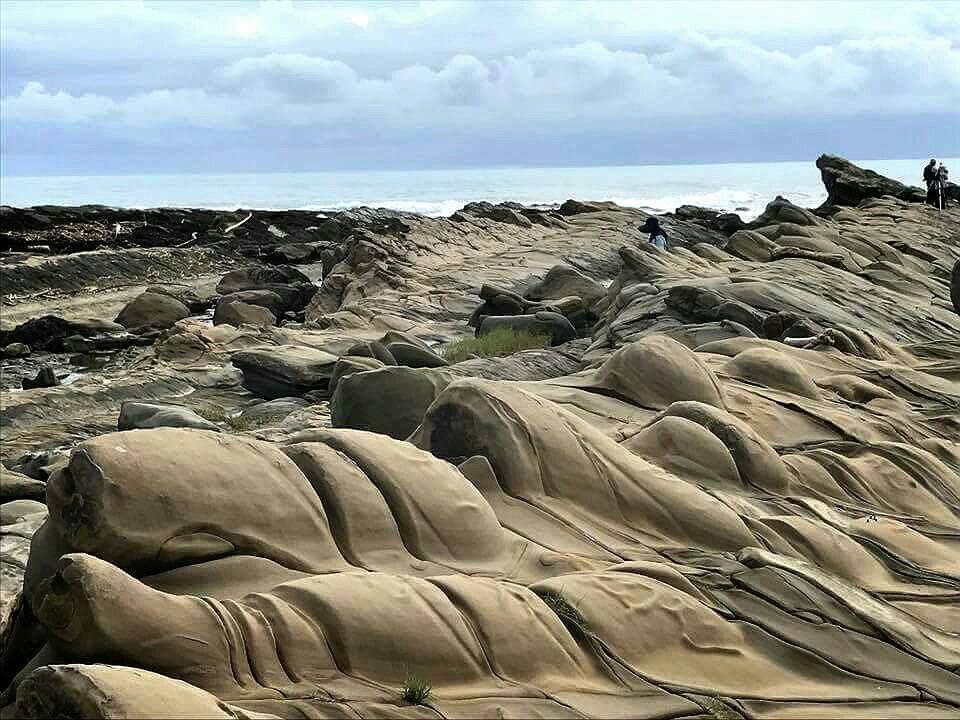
212 300 277 327
0 468 46 503
216 289 285 316
331 365 454 439
216 265 311 295
328 356 386 394
117 401 221 432
232 345 340 398
115 292 190 332
478 311 576 346
265 242 318 264
1 343 30 359
385 341 448 368
5 316 125 353
21 367 60 390
952 259 960 315
816 155 925 208
345 340 397 365
524 264 606 306
558 199 620 215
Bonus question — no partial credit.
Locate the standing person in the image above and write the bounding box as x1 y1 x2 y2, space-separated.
924 159 938 188
640 217 668 250
936 164 949 210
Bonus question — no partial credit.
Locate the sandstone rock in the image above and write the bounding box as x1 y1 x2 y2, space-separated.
0 468 46 502
217 265 311 294
212 300 277 327
1 500 47 526
117 401 221 432
1 343 30 359
524 265 605 306
345 340 396 365
328 356 386 394
385 341 448 368
115 292 190 332
265 243 318 264
233 345 340 398
952 259 960 316
239 397 310 426
331 365 454 439
558 199 619 215
144 286 213 314
216 289 285 316
478 311 576 346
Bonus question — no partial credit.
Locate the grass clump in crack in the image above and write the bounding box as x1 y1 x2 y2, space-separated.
194 406 262 432
705 695 740 720
442 327 550 364
399 673 432 705
537 590 592 639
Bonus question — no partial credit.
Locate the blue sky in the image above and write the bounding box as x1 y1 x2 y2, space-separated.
2 0 958 175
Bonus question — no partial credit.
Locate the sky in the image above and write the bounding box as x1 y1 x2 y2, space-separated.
1 0 959 176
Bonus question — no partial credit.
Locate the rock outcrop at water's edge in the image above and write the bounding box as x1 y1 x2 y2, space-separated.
1 157 960 719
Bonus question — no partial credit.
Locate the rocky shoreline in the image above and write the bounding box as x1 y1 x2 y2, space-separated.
1 155 959 719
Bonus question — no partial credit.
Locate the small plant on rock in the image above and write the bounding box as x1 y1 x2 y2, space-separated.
399 673 432 705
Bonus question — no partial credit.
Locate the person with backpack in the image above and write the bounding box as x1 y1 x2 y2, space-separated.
924 159 938 189
641 217 668 250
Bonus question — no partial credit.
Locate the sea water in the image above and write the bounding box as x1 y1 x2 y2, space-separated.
2 158 955 221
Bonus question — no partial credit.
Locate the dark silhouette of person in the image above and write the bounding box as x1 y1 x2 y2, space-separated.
640 217 668 249
924 159 938 188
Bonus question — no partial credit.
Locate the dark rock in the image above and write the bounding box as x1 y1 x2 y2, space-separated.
331 365 453 440
22 367 60 390
266 243 318 264
712 213 746 234
329 356 386 394
479 207 534 228
386 341 448 368
115 292 190 332
0 468 46 502
345 340 396 365
232 346 340 399
816 155 925 209
117 402 221 432
216 265 312 295
213 301 277 327
6 315 125 352
1 343 31 359
674 205 720 222
477 311 577 346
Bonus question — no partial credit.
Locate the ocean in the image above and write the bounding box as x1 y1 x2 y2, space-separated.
1 158 953 222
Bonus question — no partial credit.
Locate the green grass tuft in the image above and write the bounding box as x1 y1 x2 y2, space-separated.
705 695 740 720
193 405 266 433
399 673 432 705
537 590 592 638
442 327 550 364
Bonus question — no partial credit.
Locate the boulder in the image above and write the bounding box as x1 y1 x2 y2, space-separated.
0 499 47 525
212 301 277 327
816 155 925 208
6 315 126 352
216 289 285 317
0 467 46 502
232 346 340 398
674 205 720 222
331 365 454 439
144 286 213 314
22 367 60 389
478 311 576 346
328 356 386 394
479 206 534 228
117 402 221 432
115 292 190 332
345 340 396 365
524 265 605 306
2 342 30 359
385 341 448 368
216 265 311 295
265 243 318 264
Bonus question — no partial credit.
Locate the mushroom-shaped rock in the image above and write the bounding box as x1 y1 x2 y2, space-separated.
478 311 576 347
525 265 605 306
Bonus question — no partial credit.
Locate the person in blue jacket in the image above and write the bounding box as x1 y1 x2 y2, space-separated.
641 217 668 250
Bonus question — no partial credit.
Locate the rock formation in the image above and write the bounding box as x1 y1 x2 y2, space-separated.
1 158 959 719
